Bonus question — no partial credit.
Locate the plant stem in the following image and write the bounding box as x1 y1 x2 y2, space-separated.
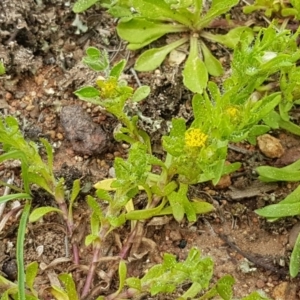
81 221 111 298
17 200 31 300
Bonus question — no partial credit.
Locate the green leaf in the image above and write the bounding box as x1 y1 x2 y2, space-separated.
58 273 79 300
82 47 109 71
118 260 127 292
26 262 38 296
200 41 223 76
216 275 235 300
183 36 208 93
29 207 62 223
135 38 188 71
85 234 100 246
0 61 5 75
131 86 151 102
50 286 69 300
70 179 80 203
256 165 300 182
247 125 270 145
195 0 239 29
241 291 271 300
168 191 185 222
130 0 193 26
73 0 99 13
17 200 31 300
255 202 300 218
202 27 253 49
117 18 187 49
290 232 300 277
74 86 100 99
0 193 31 204
126 277 141 291
110 59 126 78
86 195 104 219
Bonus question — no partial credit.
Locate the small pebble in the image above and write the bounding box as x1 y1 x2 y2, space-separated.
169 230 182 241
56 132 64 140
257 134 284 158
5 92 13 100
256 279 265 289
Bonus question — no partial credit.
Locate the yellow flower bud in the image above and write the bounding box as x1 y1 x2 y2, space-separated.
185 128 208 148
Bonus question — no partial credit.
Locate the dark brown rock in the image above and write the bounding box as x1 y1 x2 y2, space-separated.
60 105 107 155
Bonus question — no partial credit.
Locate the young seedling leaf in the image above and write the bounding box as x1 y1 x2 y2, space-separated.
183 36 208 93
200 41 223 76
131 86 150 102
216 275 235 300
256 166 300 182
86 195 103 219
135 38 188 71
50 285 69 300
255 202 300 219
29 207 62 223
202 27 253 49
195 0 239 29
94 178 115 190
126 277 142 291
17 200 31 300
70 179 80 203
167 191 185 222
110 59 126 78
82 47 109 71
85 234 99 246
130 0 193 26
241 291 271 299
73 0 99 13
118 261 127 293
0 62 5 75
290 232 300 277
74 86 100 99
117 19 186 47
26 262 38 296
0 193 31 204
58 273 79 300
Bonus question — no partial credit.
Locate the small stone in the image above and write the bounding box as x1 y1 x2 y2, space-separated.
272 282 295 300
26 104 35 111
56 132 64 140
47 130 56 139
215 174 231 189
60 105 107 156
257 134 284 158
169 230 182 241
5 92 12 100
256 279 265 289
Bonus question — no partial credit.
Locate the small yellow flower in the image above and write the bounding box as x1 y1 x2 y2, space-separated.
96 77 118 98
226 107 238 118
185 128 208 148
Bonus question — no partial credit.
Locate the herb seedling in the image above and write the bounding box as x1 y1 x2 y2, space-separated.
113 0 252 93
243 0 300 19
255 161 300 277
74 47 151 149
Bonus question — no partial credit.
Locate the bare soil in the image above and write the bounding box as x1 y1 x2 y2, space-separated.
1 1 300 299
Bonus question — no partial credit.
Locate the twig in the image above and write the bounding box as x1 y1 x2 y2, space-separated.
219 233 289 276
130 68 142 87
0 175 14 220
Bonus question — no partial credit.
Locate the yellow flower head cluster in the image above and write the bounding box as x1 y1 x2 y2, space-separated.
96 77 118 98
226 107 239 118
185 128 208 148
